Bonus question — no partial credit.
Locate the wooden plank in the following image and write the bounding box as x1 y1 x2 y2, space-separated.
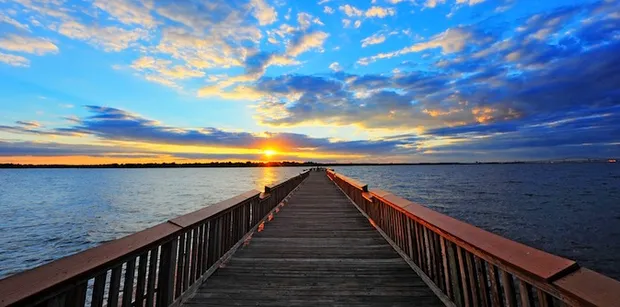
552 267 620 306
182 171 443 307
448 241 463 306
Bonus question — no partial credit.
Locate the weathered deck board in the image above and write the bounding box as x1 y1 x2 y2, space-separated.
183 172 443 307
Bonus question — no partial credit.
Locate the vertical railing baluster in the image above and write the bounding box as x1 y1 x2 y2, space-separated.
447 242 463 306
502 271 518 307
440 237 453 300
65 282 87 307
156 238 178 307
190 227 199 282
146 248 159 307
518 280 535 307
107 265 122 307
537 289 554 307
182 229 192 291
415 222 423 267
474 256 490 307
465 252 479 306
91 272 107 307
457 247 471 307
135 253 148 307
422 227 433 279
196 224 204 277
488 264 503 306
122 258 136 307
175 233 186 298
201 222 210 274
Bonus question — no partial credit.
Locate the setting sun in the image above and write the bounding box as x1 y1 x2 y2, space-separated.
263 149 277 157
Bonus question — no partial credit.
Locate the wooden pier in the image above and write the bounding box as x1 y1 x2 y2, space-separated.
1 169 620 306
185 172 443 306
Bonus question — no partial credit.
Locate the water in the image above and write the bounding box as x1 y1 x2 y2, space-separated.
0 167 304 279
335 164 620 280
0 165 619 280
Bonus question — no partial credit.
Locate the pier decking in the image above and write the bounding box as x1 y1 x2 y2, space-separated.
2 169 620 307
185 172 443 306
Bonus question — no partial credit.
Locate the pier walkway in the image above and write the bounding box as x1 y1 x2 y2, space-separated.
2 169 620 307
185 172 443 306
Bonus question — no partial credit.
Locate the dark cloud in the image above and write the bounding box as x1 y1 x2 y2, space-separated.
2 106 413 158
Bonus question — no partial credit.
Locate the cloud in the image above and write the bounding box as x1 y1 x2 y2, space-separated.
93 0 156 28
0 12 31 32
0 52 29 67
250 0 277 25
286 31 329 57
358 26 490 65
58 21 146 52
329 62 342 71
361 33 386 47
365 6 396 18
0 34 58 55
339 4 363 17
424 0 446 8
1 106 412 158
324 6 334 14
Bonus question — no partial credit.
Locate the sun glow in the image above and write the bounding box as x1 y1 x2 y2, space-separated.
263 149 277 157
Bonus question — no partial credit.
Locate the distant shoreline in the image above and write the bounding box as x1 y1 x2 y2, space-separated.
0 160 615 169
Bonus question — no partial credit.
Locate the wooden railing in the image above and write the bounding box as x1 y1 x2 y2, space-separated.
0 171 310 307
327 169 620 307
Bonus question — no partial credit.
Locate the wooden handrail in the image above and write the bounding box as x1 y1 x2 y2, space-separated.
328 170 620 307
0 171 310 307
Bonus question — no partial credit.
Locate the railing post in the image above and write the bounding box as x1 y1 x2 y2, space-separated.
157 238 178 307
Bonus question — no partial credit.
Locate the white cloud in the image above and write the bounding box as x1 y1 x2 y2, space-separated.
0 12 31 32
298 13 324 30
361 33 386 47
94 0 156 28
342 19 351 27
425 0 446 8
354 20 362 28
58 21 146 52
329 62 342 71
324 6 334 14
365 6 396 18
339 4 363 17
456 0 486 5
250 0 277 25
0 34 58 55
286 31 329 57
0 52 29 67
358 27 474 65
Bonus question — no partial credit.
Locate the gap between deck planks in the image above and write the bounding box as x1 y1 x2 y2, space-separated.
182 171 444 307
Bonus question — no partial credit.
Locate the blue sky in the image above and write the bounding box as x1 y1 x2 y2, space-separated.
0 0 619 163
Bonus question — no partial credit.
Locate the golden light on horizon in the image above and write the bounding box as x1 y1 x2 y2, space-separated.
263 149 277 157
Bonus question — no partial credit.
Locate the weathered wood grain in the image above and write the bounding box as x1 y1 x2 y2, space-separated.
182 172 443 307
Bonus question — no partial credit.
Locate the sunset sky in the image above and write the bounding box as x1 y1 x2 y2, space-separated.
0 0 619 164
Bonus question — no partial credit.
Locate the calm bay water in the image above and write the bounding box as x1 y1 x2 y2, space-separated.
0 164 619 280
